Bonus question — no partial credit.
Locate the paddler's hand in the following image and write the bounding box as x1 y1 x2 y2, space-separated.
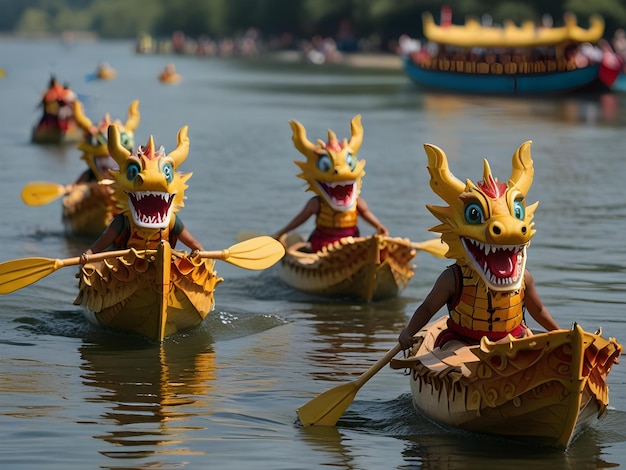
377 224 389 236
398 328 414 350
80 249 93 265
190 250 202 262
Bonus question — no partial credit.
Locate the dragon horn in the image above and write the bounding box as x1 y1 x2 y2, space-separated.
73 100 94 133
290 120 320 159
167 125 190 167
107 124 131 166
124 100 140 132
424 143 466 205
508 141 534 196
347 114 363 154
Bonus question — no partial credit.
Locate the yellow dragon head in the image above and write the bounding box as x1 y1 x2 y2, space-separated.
74 100 140 180
290 115 366 211
424 141 537 291
107 124 191 230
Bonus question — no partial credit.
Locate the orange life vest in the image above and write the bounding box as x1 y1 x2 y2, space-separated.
447 263 526 340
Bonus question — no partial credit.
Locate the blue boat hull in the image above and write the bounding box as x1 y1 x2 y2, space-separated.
403 57 605 95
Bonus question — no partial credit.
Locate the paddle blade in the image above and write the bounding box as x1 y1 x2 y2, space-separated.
297 382 358 426
21 182 67 206
412 238 448 258
0 257 58 294
219 236 285 270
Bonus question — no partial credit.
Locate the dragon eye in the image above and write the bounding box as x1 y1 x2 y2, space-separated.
317 155 332 172
464 203 485 225
513 200 525 220
162 162 174 183
119 133 133 151
345 152 356 170
126 161 140 181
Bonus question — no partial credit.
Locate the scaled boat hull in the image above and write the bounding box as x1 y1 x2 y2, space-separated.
391 316 622 448
62 181 117 238
75 241 223 341
279 234 416 301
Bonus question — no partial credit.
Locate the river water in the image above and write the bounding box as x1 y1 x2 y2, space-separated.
1 38 626 469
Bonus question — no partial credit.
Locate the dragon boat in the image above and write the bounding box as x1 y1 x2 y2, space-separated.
279 233 445 302
95 62 116 80
402 11 622 94
75 241 222 342
386 141 623 448
70 125 283 341
274 115 447 301
62 99 140 238
31 76 81 144
159 64 182 84
74 124 221 341
390 316 622 448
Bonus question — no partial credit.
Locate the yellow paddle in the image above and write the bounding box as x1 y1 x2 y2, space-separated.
21 182 69 206
239 231 447 259
411 237 448 259
297 343 402 426
199 235 285 270
0 236 284 295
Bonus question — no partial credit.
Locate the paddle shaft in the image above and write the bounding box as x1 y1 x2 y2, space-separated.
58 249 134 269
353 344 402 388
296 343 402 426
0 236 284 295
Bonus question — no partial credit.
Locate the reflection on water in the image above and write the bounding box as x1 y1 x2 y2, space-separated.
293 297 411 382
421 89 625 127
79 332 216 462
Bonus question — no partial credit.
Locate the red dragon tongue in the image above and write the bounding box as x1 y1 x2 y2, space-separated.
486 251 516 278
329 184 352 205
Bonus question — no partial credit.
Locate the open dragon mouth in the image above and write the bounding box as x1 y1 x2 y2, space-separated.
462 237 526 290
128 191 174 228
317 180 357 211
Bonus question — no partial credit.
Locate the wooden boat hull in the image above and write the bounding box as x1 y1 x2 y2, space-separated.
97 68 116 80
62 182 117 238
278 234 416 301
74 242 223 341
390 316 623 448
403 57 606 95
31 122 82 144
159 73 182 84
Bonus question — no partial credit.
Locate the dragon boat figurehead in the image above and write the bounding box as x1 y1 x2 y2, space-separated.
291 114 365 212
107 125 191 247
74 100 140 181
425 140 536 292
274 114 388 252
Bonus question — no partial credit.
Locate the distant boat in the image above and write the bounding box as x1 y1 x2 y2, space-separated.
85 63 117 82
32 77 81 144
402 11 622 95
158 64 182 84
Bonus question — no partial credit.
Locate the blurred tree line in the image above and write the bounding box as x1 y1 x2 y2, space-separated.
2 0 626 47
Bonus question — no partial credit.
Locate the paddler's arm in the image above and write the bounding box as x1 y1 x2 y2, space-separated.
356 197 389 236
81 215 126 262
398 267 456 350
272 197 319 239
177 227 204 251
523 269 560 330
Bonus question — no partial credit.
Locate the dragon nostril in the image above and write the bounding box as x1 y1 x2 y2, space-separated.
522 226 527 234
492 225 501 235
